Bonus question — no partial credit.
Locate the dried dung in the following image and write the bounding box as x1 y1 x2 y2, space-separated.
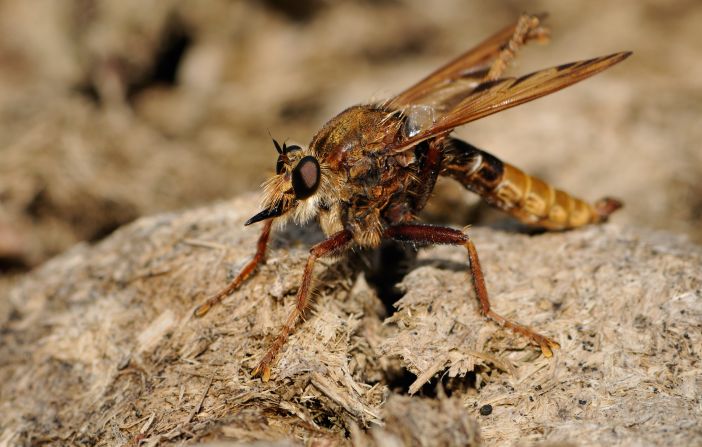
1 193 700 446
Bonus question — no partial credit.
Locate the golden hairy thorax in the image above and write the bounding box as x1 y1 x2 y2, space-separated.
310 106 423 247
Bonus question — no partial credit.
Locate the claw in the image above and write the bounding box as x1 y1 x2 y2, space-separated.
193 302 212 318
252 364 271 382
538 337 560 358
540 343 554 358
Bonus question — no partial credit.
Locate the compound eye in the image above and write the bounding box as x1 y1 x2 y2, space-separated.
292 156 320 199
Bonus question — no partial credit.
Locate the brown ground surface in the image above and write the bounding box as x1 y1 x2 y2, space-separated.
1 1 701 446
1 195 700 446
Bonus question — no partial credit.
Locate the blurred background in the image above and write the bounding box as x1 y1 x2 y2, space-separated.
0 0 700 283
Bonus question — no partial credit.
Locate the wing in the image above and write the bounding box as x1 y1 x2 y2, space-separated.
389 51 632 153
386 13 549 110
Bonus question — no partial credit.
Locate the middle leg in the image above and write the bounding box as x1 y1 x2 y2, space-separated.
384 224 560 356
252 229 353 382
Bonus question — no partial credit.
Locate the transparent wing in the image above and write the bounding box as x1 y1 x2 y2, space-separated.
390 51 632 152
386 14 549 110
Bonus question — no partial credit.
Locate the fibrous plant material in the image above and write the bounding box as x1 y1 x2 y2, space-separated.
1 193 700 446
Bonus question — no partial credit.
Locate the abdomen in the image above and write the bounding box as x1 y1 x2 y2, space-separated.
441 138 621 230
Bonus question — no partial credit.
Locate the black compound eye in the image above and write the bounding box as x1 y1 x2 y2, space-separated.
292 156 320 199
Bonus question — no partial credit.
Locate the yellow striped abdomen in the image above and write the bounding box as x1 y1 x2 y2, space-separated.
441 138 621 230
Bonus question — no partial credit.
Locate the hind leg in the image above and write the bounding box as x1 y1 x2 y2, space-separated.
385 224 560 356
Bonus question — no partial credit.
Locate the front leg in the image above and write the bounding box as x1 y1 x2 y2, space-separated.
193 219 273 318
252 230 353 382
385 224 560 357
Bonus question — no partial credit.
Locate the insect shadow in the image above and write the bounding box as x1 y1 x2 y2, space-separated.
268 220 409 314
270 210 546 317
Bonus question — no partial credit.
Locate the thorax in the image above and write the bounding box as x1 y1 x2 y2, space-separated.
310 105 426 246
